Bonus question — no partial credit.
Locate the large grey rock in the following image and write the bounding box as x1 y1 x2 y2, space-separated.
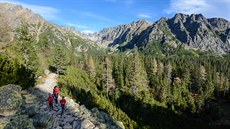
100 111 115 123
32 113 54 129
80 119 95 129
72 120 81 129
4 115 35 129
63 123 72 129
25 104 40 117
0 84 22 116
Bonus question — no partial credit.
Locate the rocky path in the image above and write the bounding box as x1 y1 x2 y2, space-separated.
35 73 57 94
32 73 124 129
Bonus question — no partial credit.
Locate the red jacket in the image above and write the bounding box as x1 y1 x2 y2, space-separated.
48 96 54 103
53 87 60 94
60 99 66 105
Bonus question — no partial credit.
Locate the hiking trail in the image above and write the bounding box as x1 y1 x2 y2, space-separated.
32 73 124 129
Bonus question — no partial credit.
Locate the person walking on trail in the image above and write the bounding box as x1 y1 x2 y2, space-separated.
60 96 66 115
53 86 60 105
48 93 54 110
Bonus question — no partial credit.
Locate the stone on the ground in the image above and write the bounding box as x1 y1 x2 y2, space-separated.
64 116 75 123
44 69 50 75
25 104 40 117
32 113 54 128
115 121 125 129
0 84 22 116
63 123 72 129
4 115 35 129
56 126 62 129
100 111 114 123
98 123 107 129
23 94 38 104
93 127 100 129
72 120 81 129
0 117 10 129
91 107 99 113
80 119 95 129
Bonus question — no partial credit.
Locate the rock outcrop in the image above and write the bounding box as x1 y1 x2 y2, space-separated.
0 84 22 116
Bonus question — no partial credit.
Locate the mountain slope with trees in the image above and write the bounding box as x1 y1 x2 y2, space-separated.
0 2 230 129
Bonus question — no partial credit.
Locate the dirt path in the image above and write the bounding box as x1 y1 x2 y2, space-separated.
35 73 57 94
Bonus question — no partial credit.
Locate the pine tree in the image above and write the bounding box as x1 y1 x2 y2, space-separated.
104 56 115 97
129 46 149 98
52 45 69 74
87 55 96 78
16 22 39 74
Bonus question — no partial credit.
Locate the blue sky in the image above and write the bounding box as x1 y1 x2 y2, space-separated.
0 0 229 33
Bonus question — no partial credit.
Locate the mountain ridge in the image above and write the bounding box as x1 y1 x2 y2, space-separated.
0 2 230 54
87 13 230 53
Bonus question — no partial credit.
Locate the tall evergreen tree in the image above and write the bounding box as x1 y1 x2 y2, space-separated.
52 45 69 74
16 22 39 74
129 46 149 98
104 56 115 97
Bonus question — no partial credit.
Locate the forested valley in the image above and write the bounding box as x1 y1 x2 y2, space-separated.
0 11 230 129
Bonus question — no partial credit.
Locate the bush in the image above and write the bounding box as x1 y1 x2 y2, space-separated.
0 54 35 89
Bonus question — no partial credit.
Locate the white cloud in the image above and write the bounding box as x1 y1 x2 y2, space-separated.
165 0 230 20
82 30 95 34
67 23 88 29
166 0 209 14
0 0 59 21
138 14 153 19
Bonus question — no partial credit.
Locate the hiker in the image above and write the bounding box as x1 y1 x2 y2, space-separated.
53 86 60 104
47 93 54 110
60 96 66 115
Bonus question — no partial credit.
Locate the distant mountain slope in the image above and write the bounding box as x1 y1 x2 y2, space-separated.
89 13 230 54
0 3 102 54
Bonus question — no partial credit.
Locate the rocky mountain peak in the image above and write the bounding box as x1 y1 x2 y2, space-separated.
0 2 23 10
173 13 189 23
208 18 230 31
0 2 44 28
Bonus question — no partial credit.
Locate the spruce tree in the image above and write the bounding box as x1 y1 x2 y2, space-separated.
16 22 39 74
103 56 115 97
52 45 69 74
129 46 149 98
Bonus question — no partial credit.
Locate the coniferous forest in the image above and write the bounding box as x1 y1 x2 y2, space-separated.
0 14 230 129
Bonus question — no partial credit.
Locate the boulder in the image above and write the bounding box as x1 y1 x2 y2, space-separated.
91 108 104 122
72 120 81 129
98 123 107 129
0 117 10 129
64 115 75 123
115 121 125 129
0 84 22 116
91 107 99 113
25 104 39 117
100 111 115 123
80 119 95 129
4 115 35 129
22 93 38 104
63 123 72 129
32 113 54 129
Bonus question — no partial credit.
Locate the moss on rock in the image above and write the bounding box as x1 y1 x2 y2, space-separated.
0 84 22 116
4 115 35 129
